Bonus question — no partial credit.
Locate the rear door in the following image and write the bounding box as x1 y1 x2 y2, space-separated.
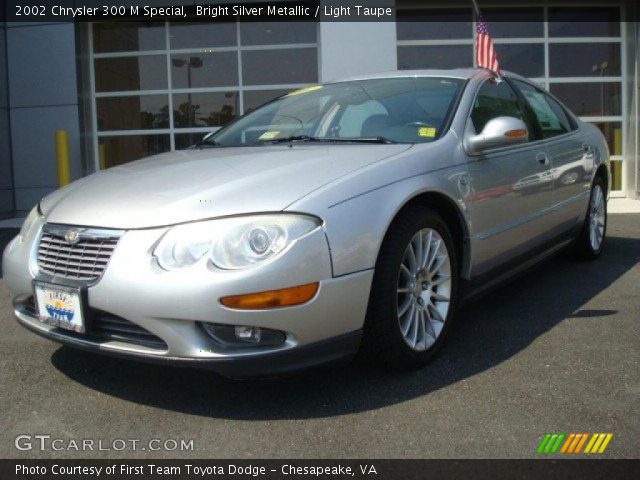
464 78 555 277
511 80 594 232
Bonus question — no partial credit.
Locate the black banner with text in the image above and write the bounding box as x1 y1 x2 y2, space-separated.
2 459 640 480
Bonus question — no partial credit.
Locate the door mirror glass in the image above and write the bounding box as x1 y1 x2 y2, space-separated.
468 116 529 153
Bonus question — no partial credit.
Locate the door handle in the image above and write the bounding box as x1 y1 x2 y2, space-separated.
536 153 549 165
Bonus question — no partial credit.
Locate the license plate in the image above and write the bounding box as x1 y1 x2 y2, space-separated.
34 283 85 333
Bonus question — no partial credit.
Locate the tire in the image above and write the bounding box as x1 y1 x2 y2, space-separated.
574 176 607 260
359 206 459 370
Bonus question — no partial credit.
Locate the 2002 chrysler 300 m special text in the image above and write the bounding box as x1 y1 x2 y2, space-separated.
2 69 609 377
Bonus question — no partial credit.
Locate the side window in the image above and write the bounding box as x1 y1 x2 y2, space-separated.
471 79 525 133
513 80 573 138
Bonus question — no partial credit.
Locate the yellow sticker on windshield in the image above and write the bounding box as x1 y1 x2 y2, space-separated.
258 131 280 140
286 85 323 96
418 127 436 138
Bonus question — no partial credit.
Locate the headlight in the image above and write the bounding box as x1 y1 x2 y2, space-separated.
153 214 321 270
19 205 42 241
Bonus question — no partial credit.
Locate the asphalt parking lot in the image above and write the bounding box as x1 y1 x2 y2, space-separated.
1 213 638 459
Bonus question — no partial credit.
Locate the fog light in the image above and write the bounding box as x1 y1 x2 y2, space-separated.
235 326 261 343
200 323 285 348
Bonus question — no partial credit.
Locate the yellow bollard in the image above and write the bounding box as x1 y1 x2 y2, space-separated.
98 143 106 170
55 130 71 187
613 128 621 156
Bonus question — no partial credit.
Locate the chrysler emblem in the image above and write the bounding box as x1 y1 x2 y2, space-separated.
64 229 80 245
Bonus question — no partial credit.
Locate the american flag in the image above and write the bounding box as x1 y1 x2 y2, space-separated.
475 15 500 75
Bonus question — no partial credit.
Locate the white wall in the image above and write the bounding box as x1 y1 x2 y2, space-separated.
319 22 397 82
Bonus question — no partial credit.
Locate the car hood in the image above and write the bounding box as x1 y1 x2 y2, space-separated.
41 144 411 229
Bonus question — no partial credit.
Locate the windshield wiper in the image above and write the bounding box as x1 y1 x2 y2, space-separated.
325 136 397 144
263 135 322 144
264 135 397 144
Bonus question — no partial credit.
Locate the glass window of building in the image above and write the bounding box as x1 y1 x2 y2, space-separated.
396 4 625 192
90 21 318 169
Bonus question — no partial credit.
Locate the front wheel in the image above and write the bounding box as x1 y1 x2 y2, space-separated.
574 176 607 260
359 207 459 370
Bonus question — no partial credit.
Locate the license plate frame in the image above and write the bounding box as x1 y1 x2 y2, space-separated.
33 281 88 333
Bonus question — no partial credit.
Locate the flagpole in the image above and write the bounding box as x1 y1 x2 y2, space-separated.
471 0 480 70
471 0 502 82
470 0 480 17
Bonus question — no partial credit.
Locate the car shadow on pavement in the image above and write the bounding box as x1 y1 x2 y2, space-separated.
50 234 640 420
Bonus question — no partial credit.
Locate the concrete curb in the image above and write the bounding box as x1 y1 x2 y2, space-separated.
608 198 640 214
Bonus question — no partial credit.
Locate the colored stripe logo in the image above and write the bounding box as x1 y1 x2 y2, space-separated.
537 433 613 454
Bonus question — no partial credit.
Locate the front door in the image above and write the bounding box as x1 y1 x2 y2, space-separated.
464 78 555 277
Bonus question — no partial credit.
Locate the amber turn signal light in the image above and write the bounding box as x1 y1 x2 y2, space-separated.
220 283 319 310
505 129 527 138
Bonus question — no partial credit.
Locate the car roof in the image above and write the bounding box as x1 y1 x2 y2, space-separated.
331 68 528 84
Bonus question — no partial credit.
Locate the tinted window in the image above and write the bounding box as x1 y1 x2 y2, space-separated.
397 9 472 40
169 22 236 49
471 79 525 133
549 43 621 77
494 44 544 78
398 45 473 70
96 95 169 131
590 122 622 156
481 8 543 38
240 22 317 45
93 22 165 53
241 48 317 85
98 135 170 169
170 53 238 89
513 80 573 138
548 7 620 37
549 83 621 117
94 56 167 92
172 92 238 128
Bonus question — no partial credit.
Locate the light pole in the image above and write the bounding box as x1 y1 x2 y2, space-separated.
592 61 608 116
172 56 203 126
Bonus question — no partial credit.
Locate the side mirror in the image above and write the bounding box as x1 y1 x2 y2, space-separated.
467 116 529 154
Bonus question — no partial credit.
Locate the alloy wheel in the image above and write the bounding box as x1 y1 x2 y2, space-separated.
396 228 452 351
589 184 605 251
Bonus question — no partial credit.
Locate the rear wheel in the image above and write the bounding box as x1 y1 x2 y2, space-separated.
359 207 459 370
574 176 607 259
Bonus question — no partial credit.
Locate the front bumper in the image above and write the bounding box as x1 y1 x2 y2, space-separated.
3 219 373 377
13 300 362 377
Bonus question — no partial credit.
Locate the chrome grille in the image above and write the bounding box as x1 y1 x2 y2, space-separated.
36 225 121 282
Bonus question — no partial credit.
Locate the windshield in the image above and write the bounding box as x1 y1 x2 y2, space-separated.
203 77 465 147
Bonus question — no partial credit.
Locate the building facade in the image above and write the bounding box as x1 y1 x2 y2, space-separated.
1 1 638 218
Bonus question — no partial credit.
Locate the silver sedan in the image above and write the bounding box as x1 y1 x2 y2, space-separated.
2 69 609 377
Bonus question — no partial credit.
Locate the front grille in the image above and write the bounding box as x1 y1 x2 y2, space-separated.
37 227 120 282
21 297 167 350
